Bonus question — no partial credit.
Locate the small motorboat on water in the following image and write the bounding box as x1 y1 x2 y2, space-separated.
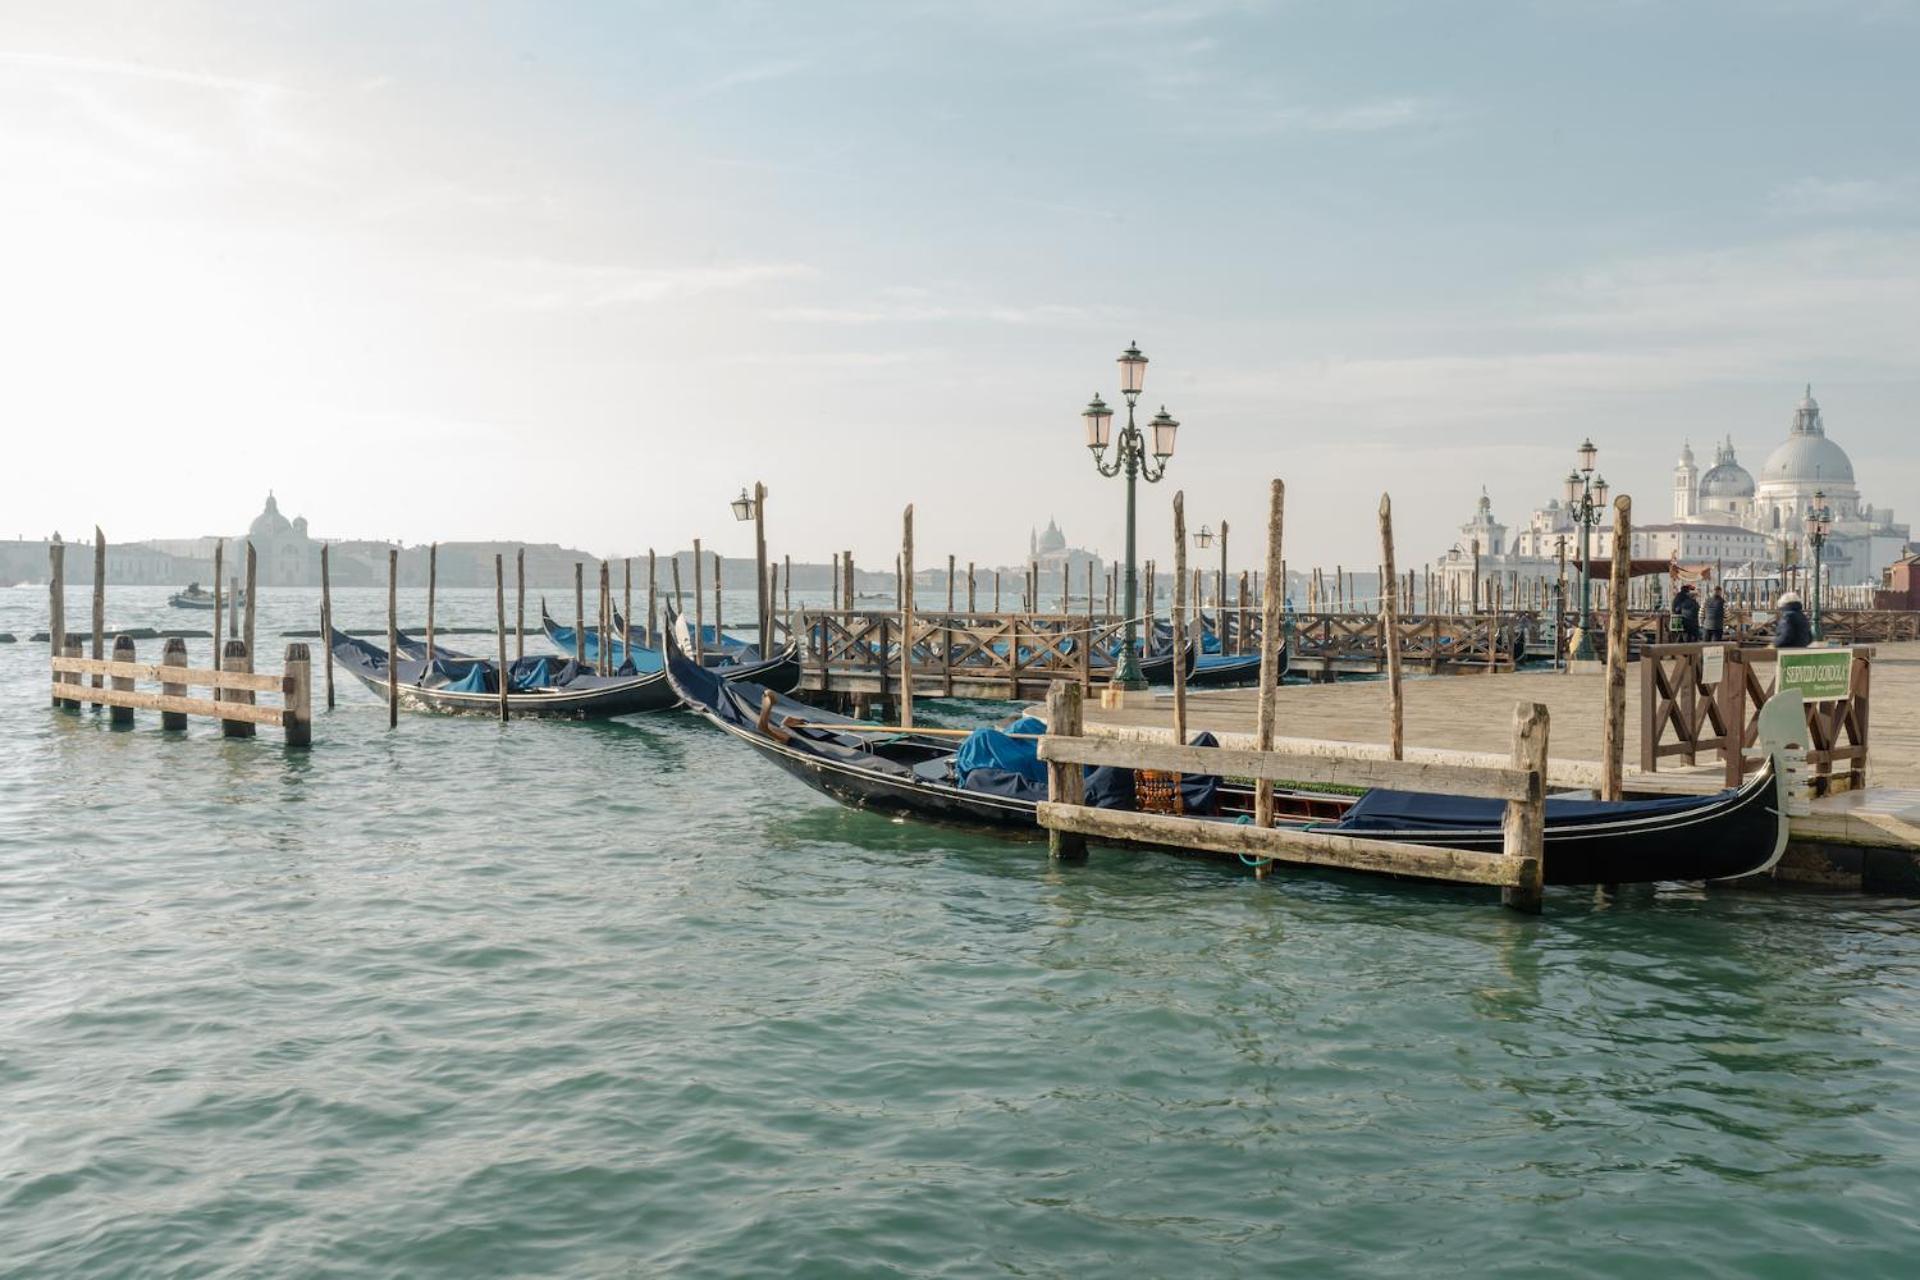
169 583 244 610
663 615 1795 888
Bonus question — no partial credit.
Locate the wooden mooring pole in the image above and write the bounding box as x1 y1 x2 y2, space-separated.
243 542 258 673
1172 491 1189 746
516 547 526 660
91 528 105 706
574 561 587 666
320 542 335 709
426 542 438 664
495 554 509 722
161 637 188 730
647 550 658 651
48 541 65 707
692 541 704 664
110 634 135 726
212 542 223 681
221 639 254 738
1253 480 1285 829
386 548 399 729
1380 493 1404 760
1045 679 1087 861
900 504 915 729
1601 495 1632 801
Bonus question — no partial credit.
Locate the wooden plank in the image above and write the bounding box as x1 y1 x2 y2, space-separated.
1036 802 1530 888
1035 735 1538 800
66 684 292 727
52 656 292 693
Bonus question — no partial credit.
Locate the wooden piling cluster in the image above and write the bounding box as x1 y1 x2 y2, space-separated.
48 534 310 746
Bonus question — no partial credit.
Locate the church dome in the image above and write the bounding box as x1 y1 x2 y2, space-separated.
249 493 293 540
1699 437 1754 498
1759 387 1854 486
1037 518 1067 555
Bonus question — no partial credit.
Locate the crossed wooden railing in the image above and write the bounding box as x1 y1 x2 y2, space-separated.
1639 642 1868 794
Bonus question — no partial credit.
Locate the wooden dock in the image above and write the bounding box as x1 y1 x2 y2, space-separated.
1045 642 1920 891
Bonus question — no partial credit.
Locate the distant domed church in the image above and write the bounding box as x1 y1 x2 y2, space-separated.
1026 517 1103 578
1668 388 1908 584
1439 386 1911 604
247 492 319 586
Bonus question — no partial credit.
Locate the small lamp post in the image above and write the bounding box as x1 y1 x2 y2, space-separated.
731 483 769 655
1194 520 1228 642
1804 489 1833 641
1082 342 1179 690
1564 441 1609 661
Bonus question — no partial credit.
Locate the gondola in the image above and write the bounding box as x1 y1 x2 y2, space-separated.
541 601 752 669
1185 645 1288 688
665 618 1793 886
329 627 683 717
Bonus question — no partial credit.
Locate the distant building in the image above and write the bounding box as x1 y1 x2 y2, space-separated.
1025 517 1105 581
1437 386 1911 603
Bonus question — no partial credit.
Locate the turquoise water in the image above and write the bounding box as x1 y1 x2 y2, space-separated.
4 586 1919 1277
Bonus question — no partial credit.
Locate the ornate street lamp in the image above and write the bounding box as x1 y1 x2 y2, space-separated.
1804 489 1833 640
1566 446 1609 662
1082 341 1179 690
730 483 770 655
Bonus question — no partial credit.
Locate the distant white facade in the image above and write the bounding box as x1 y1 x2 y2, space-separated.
1438 387 1910 603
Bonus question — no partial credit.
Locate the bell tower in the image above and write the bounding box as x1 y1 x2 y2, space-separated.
1673 440 1698 521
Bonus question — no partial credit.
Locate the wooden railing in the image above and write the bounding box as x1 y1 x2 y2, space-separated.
1034 683 1552 912
52 634 313 745
1639 642 1867 794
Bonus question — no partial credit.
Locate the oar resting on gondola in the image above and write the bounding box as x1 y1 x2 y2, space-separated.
664 613 1795 887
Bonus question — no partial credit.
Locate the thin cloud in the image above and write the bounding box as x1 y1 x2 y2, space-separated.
486 259 820 311
1768 175 1917 217
0 49 285 96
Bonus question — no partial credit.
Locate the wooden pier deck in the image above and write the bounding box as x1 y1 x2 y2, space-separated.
1039 643 1920 890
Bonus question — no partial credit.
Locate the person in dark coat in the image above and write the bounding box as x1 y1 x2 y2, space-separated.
1774 591 1812 648
1703 586 1727 642
1672 583 1702 642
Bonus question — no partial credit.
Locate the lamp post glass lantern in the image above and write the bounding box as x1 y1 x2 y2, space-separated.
1082 341 1179 690
729 483 771 654
1566 442 1608 662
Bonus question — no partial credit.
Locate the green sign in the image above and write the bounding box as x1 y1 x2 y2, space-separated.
1778 648 1854 701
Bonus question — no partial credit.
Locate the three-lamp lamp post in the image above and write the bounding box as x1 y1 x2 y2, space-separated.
730 482 770 656
1563 438 1610 663
1804 489 1833 641
1082 342 1180 690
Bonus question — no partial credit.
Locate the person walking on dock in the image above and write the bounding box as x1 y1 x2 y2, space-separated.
1703 585 1726 642
1773 591 1812 648
1672 583 1701 642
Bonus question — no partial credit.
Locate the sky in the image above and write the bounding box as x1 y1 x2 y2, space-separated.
3 0 1918 572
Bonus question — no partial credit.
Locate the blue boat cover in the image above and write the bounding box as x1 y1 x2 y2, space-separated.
955 715 1048 787
1335 786 1719 833
443 663 495 694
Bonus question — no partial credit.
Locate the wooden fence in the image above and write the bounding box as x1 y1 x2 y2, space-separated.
52 635 313 745
1639 642 1867 794
1033 683 1553 912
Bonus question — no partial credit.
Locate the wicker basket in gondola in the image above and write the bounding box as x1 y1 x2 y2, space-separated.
1134 770 1186 815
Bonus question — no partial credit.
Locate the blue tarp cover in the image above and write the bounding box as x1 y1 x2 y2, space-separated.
1336 787 1717 833
954 715 1048 787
